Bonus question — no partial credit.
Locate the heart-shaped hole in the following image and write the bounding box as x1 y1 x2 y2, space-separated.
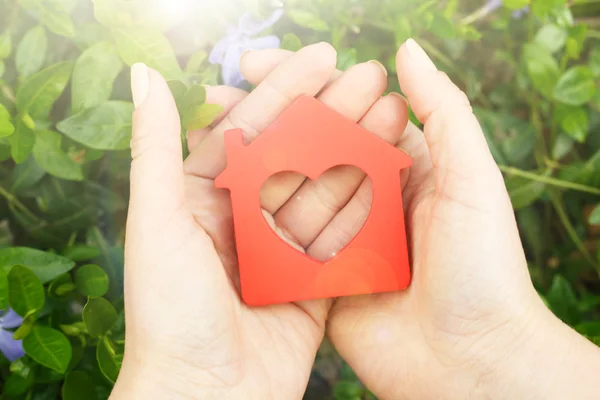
259 165 373 263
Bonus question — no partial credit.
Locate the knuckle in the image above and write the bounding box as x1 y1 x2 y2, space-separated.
224 111 261 141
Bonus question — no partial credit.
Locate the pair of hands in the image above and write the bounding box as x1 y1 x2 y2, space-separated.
110 40 600 399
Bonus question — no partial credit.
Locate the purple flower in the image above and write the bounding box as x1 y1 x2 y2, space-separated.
0 308 24 362
483 0 503 13
512 5 529 19
209 9 283 87
483 0 529 19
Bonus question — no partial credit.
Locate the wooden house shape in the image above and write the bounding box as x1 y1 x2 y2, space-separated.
215 95 413 306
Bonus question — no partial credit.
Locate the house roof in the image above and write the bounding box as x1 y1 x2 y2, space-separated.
215 95 412 187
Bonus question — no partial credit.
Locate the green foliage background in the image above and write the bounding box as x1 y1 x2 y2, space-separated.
0 0 600 398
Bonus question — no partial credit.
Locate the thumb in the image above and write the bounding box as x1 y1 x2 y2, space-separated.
396 39 504 207
127 63 185 228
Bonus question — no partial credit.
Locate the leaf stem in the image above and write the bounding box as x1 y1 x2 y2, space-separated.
549 190 599 273
499 165 600 196
0 184 41 223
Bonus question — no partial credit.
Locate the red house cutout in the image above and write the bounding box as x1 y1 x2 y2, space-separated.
215 95 413 306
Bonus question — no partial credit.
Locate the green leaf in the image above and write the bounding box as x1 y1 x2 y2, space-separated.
0 33 12 60
8 119 35 164
62 371 94 400
3 372 34 396
566 24 587 60
288 9 329 31
555 105 588 143
60 321 87 337
0 269 7 310
552 133 573 160
7 265 45 317
48 273 75 299
11 155 45 193
83 297 117 337
41 8 75 38
430 14 455 39
181 84 206 111
522 43 560 98
534 24 566 53
32 130 83 181
394 16 412 45
459 25 482 41
553 6 574 28
0 104 15 137
167 79 188 109
336 48 357 71
183 103 224 131
506 174 546 209
15 61 73 118
0 61 5 78
72 42 123 112
16 26 48 78
531 0 565 18
503 0 530 9
589 205 600 225
75 264 109 297
591 47 600 78
57 101 134 150
12 311 36 339
23 326 72 373
184 50 208 74
554 66 595 106
96 337 123 383
62 245 101 262
113 27 183 81
281 33 302 52
0 247 75 284
546 274 580 325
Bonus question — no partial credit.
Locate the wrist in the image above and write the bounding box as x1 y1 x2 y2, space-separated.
472 305 600 399
110 357 199 400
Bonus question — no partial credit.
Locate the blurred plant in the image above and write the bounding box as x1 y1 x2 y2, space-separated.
0 0 599 399
209 8 284 86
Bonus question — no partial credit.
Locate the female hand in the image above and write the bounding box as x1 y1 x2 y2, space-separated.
111 42 401 399
236 40 600 399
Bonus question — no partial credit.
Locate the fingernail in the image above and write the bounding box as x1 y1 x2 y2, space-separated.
131 63 149 109
387 92 408 104
240 49 254 62
404 38 437 71
368 60 388 76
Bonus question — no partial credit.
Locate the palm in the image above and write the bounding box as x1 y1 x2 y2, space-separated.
181 173 328 399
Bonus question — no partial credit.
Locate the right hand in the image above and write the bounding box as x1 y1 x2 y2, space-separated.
234 40 600 399
325 40 600 400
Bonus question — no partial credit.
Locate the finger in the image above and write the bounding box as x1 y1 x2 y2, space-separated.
240 48 343 87
261 61 389 217
183 42 337 179
396 121 434 208
272 92 407 248
305 119 434 260
128 63 186 230
396 39 504 207
306 176 372 261
187 86 248 152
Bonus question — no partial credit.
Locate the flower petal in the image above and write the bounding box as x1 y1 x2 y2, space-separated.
220 45 246 87
209 37 235 65
483 0 503 13
0 309 23 329
238 9 284 36
0 330 24 362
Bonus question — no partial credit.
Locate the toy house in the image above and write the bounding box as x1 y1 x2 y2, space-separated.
215 95 413 306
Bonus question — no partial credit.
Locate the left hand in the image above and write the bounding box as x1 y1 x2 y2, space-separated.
111 42 406 399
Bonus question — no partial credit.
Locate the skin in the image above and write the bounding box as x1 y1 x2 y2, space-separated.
110 40 600 400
